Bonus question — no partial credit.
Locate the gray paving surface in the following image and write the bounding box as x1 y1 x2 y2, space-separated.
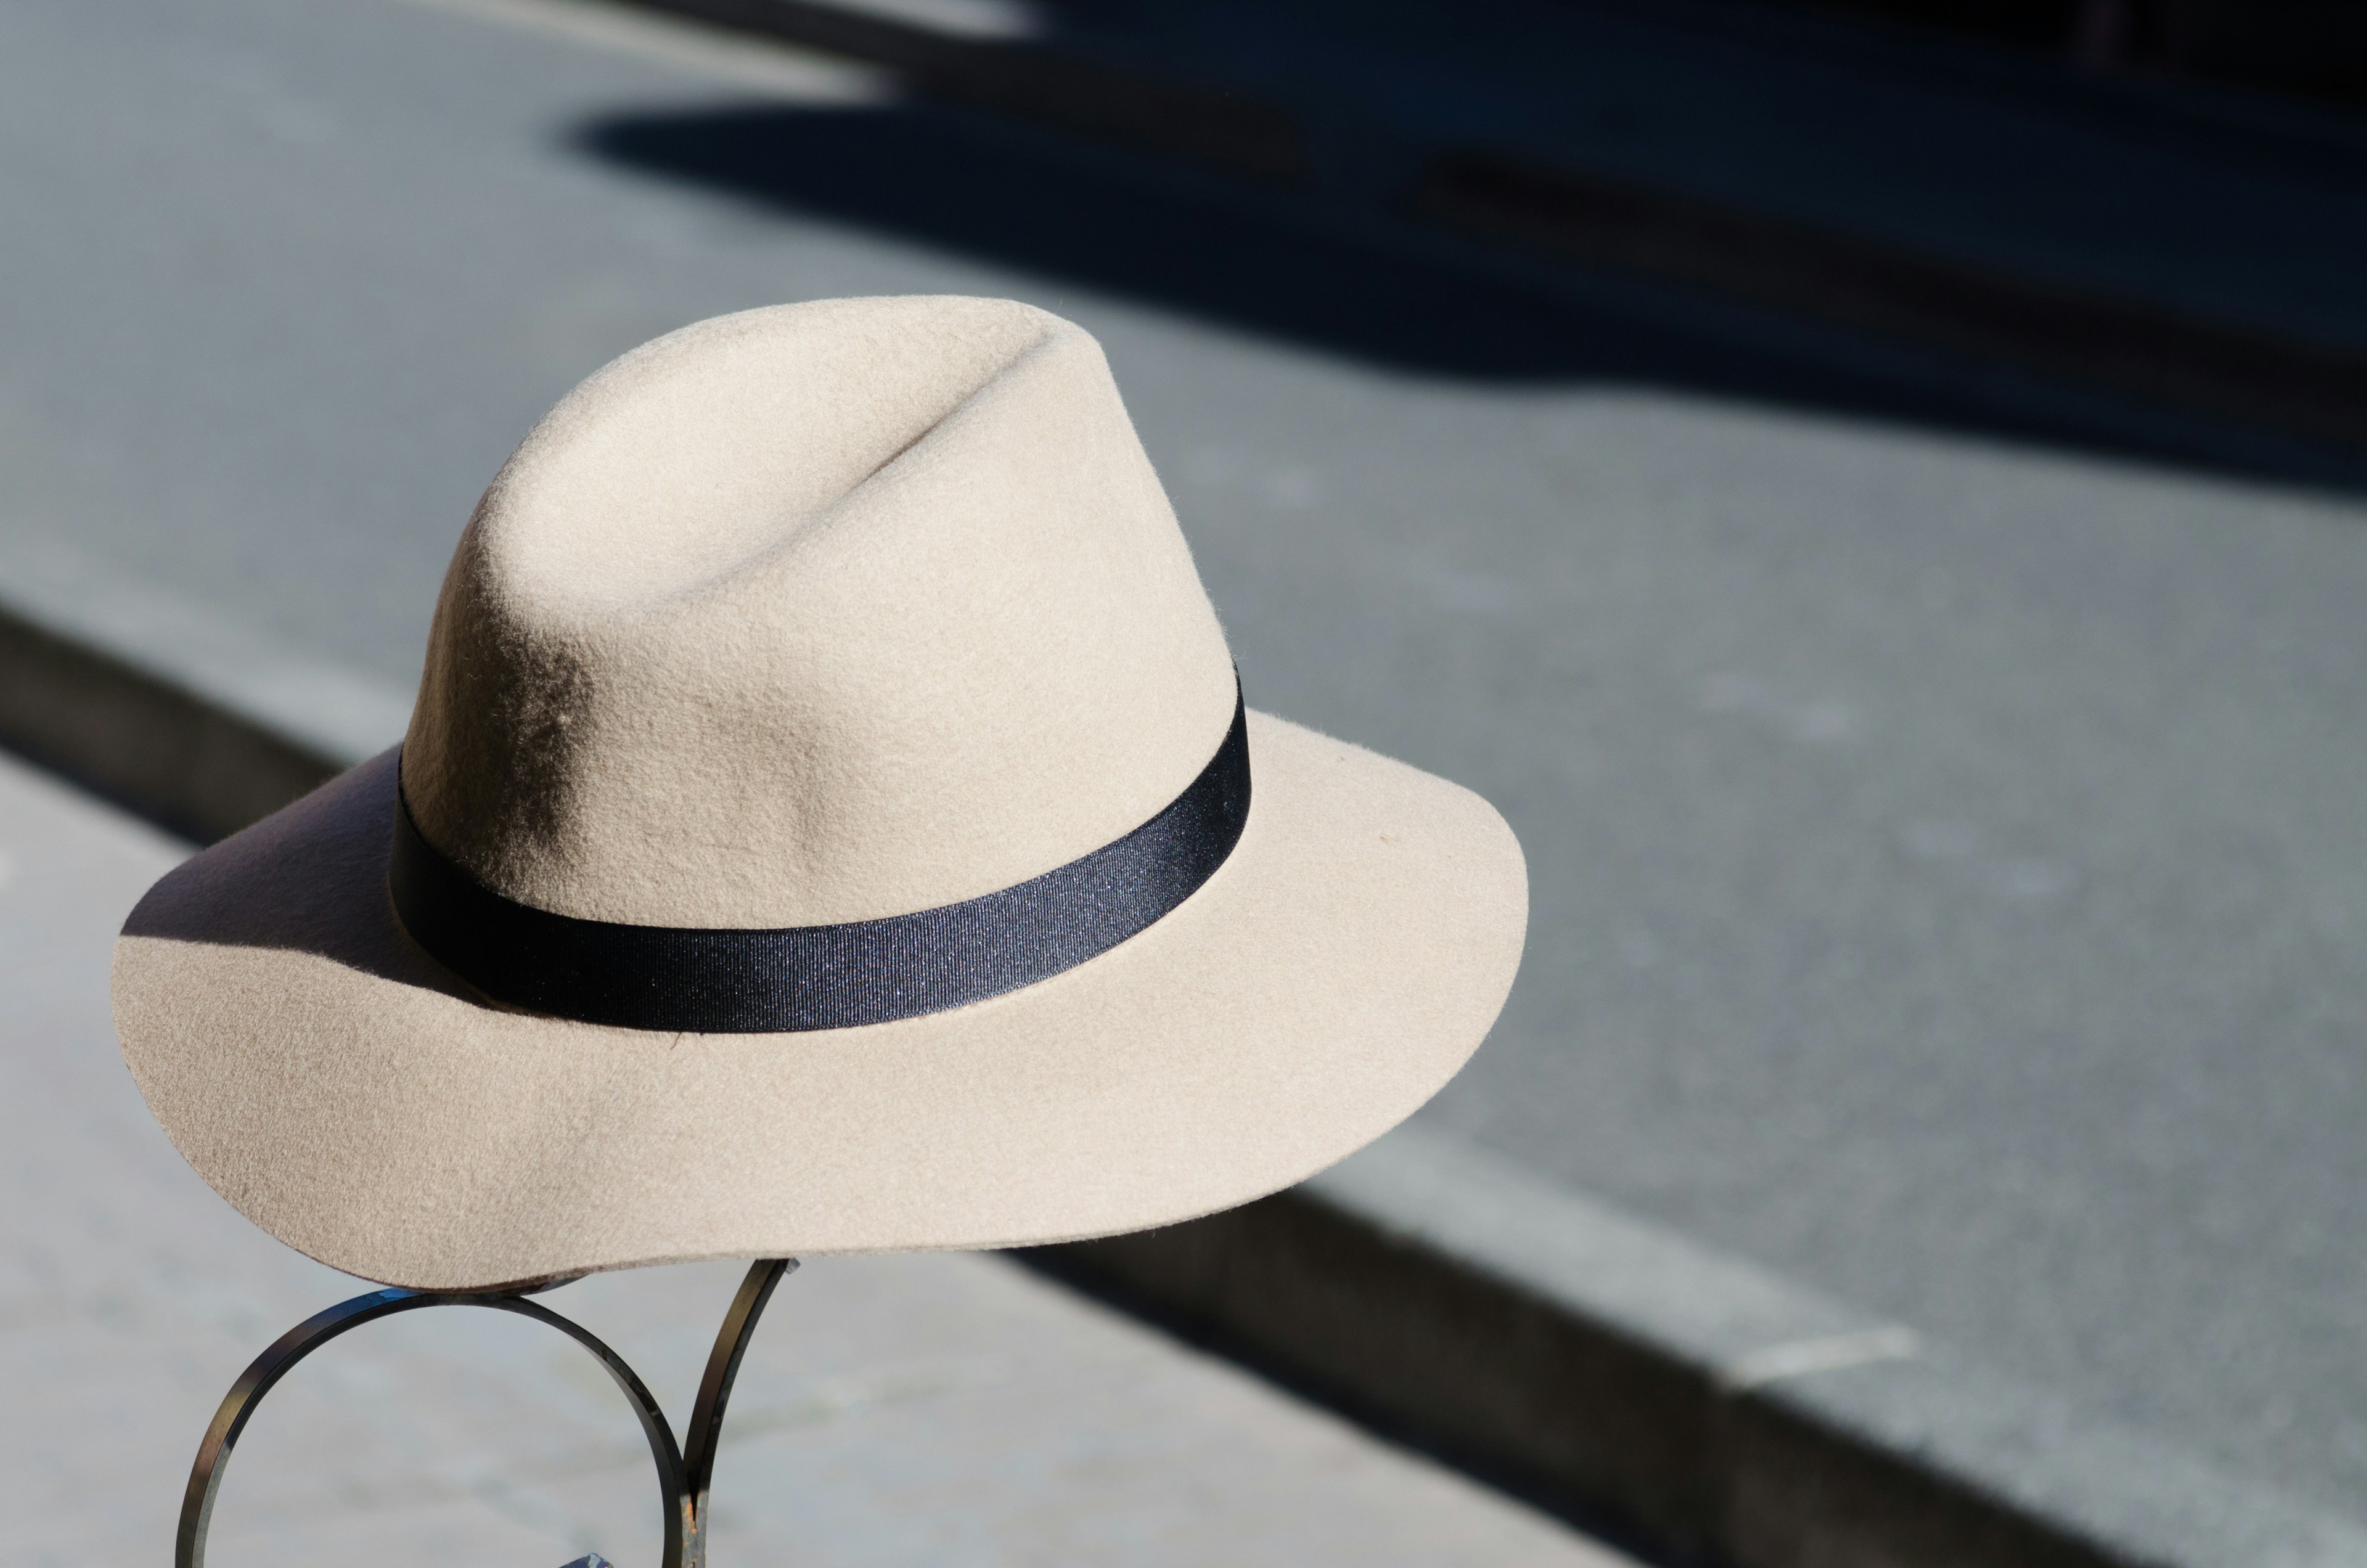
0 746 1632 1568
6 0 2367 1529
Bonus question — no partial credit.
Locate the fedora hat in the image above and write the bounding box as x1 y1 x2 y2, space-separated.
110 297 1527 1292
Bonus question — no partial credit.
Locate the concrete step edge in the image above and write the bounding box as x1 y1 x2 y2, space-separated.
1049 1132 2367 1568
2 548 2359 1568
0 541 394 839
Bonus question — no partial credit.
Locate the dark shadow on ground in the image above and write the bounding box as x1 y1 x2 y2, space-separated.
573 99 2367 494
582 104 1727 380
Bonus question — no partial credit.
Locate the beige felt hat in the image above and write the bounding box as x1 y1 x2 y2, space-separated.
110 296 1527 1292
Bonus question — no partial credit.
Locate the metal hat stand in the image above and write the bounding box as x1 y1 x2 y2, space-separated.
176 1258 798 1568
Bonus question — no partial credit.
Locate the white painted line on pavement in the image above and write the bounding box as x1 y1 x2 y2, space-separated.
396 0 902 100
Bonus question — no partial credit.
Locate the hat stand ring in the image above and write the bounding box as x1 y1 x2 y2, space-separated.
174 1258 797 1568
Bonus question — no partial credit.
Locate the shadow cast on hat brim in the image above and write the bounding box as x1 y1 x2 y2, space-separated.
110 714 1526 1291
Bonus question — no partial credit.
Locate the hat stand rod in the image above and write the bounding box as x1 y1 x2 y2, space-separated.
172 1258 798 1568
681 1258 796 1568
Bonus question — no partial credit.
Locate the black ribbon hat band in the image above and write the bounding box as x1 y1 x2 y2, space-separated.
390 689 1251 1032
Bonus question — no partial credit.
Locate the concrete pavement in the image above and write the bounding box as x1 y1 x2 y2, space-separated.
5 0 2367 1557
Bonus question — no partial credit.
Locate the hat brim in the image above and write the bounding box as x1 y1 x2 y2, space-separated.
111 712 1526 1291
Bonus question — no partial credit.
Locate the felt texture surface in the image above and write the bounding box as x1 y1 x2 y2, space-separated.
115 719 1524 1289
109 297 1527 1288
403 296 1238 926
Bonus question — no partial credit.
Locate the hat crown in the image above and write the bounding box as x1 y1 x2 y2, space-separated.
401 297 1237 928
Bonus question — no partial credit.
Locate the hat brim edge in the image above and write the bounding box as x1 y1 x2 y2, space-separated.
111 711 1528 1291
